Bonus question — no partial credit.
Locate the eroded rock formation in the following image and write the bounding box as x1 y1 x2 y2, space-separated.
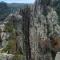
0 0 60 60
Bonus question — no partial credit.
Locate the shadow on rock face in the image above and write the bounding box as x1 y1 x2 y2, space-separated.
50 33 60 60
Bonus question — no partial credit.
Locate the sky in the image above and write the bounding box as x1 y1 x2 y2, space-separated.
0 0 35 3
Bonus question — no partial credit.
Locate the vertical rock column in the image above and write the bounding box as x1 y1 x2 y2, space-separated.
29 0 59 60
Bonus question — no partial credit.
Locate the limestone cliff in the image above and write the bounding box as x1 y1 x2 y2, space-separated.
29 0 60 60
0 0 60 60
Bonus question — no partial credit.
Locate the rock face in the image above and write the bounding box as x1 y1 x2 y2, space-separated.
0 53 14 60
0 0 60 60
55 52 60 60
29 0 60 60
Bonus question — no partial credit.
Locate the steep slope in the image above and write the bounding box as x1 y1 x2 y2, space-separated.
29 0 60 60
0 0 60 60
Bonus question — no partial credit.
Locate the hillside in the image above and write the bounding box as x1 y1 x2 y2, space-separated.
0 1 31 21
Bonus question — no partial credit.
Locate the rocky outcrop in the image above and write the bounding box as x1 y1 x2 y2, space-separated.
0 0 60 60
29 0 60 60
4 0 60 60
0 53 14 60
